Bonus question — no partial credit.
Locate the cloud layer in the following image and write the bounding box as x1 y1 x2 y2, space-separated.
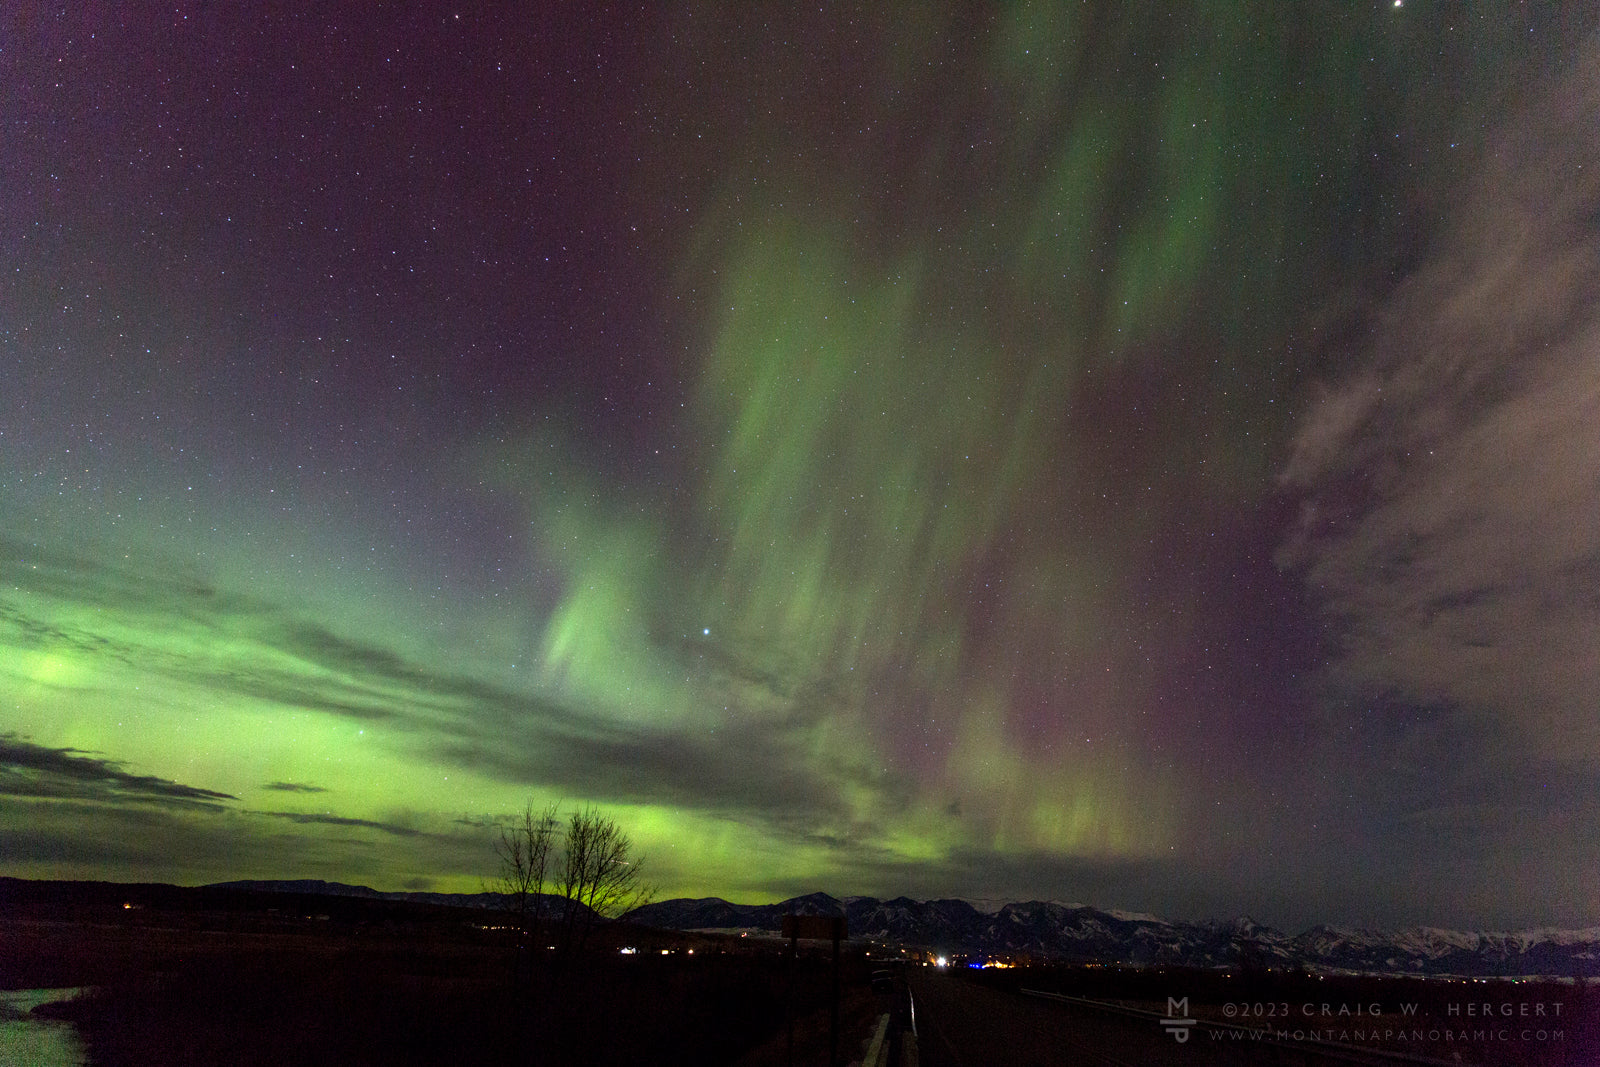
1282 46 1600 762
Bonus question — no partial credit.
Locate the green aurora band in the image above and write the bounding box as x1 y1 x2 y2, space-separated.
2 2 1575 921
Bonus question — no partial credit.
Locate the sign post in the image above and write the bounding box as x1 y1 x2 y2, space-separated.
781 914 848 1067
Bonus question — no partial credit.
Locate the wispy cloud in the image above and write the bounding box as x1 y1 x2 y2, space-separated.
1281 44 1600 763
248 810 428 838
0 734 235 808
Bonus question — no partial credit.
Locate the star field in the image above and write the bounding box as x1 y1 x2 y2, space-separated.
2 2 1596 929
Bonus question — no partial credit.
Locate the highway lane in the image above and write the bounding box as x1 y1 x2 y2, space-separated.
907 970 1319 1066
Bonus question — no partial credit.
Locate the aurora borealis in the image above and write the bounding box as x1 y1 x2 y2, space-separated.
4 3 1598 930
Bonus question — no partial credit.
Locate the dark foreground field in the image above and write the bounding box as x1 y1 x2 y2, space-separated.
7 878 1598 1066
1 878 881 1066
946 964 1600 1067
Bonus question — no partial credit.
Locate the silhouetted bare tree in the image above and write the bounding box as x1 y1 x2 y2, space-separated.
494 801 559 977
556 805 654 957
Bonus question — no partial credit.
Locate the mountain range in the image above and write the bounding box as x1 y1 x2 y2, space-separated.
207 878 594 920
628 893 1600 979
210 881 1600 979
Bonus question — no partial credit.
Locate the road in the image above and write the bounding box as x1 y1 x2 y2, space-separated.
906 971 1372 1066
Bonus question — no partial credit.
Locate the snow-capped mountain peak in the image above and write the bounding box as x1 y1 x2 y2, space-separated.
625 893 1600 978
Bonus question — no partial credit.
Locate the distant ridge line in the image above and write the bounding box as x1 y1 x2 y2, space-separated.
625 892 1600 979
55 878 1583 979
3 875 1592 977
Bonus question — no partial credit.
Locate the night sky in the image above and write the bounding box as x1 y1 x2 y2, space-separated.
4 3 1597 931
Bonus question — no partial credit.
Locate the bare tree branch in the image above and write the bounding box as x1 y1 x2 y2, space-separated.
556 805 655 957
493 801 560 964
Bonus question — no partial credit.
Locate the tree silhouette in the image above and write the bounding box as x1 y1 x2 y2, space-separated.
556 805 654 957
493 801 560 987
